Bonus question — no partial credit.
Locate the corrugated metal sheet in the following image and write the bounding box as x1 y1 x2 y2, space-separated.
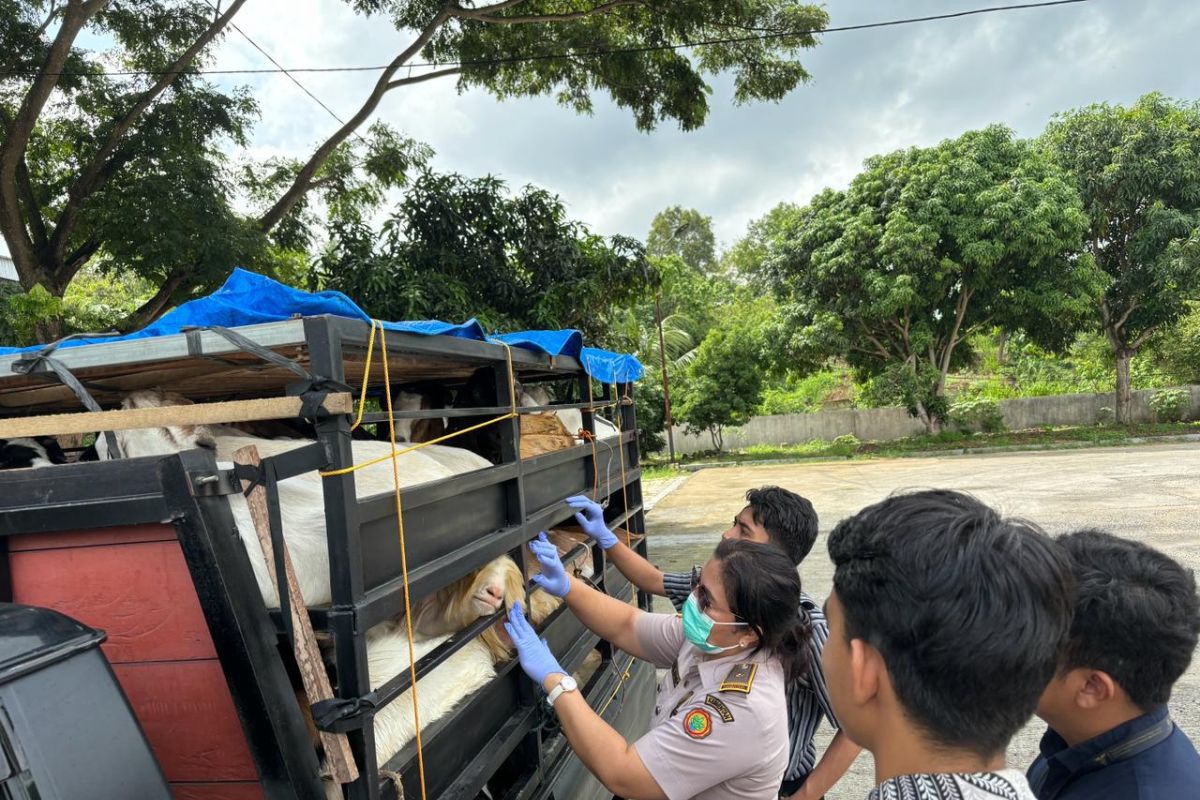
0 254 16 283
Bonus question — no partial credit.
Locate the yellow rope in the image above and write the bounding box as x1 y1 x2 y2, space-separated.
377 321 429 800
349 320 378 432
596 655 637 717
318 322 517 799
319 343 517 478
611 384 631 522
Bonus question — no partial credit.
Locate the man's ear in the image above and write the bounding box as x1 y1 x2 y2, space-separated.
1074 669 1119 710
850 638 883 707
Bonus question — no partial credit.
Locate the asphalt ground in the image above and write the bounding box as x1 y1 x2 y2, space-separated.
642 442 1200 798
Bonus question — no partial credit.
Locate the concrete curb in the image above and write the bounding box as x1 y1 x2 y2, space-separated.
667 433 1200 472
643 475 690 512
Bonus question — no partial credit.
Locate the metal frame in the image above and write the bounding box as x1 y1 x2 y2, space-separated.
0 316 654 800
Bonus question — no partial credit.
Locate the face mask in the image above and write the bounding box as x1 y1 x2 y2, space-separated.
683 593 747 654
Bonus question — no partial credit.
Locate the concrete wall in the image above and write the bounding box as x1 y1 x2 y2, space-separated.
663 385 1200 456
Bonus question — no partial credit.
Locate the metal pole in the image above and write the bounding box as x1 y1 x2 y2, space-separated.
655 292 676 463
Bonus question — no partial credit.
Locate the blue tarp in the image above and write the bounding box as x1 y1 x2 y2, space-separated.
0 268 644 384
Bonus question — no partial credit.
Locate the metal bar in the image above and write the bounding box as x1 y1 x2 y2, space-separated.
354 399 617 423
161 450 327 800
303 317 378 800
0 319 309 379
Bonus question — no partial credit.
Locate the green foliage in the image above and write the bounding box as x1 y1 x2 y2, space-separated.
315 171 653 344
947 397 1006 434
758 125 1093 429
0 267 155 346
758 369 852 414
647 207 716 273
1149 304 1200 384
1148 388 1190 422
1042 93 1200 421
634 370 667 457
676 318 767 451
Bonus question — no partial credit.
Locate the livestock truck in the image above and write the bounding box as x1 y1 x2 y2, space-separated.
0 312 654 800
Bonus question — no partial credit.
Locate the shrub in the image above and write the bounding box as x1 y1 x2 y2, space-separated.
1148 388 1190 422
1095 406 1115 425
830 433 861 456
948 397 1006 434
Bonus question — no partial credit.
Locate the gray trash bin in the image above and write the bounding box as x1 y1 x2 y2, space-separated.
0 603 171 800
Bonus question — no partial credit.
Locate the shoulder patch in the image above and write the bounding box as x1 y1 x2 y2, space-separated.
683 708 712 739
719 662 758 694
704 694 734 723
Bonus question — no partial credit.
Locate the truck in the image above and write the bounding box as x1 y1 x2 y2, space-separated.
0 307 654 800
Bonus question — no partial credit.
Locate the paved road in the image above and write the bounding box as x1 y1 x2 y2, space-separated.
643 443 1200 799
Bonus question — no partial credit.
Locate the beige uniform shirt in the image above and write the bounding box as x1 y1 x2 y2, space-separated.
632 612 788 800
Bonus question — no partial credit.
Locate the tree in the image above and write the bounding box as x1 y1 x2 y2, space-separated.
1042 93 1200 424
1 1 828 334
676 323 765 452
675 297 770 451
647 206 716 273
314 171 653 344
1150 303 1200 385
758 125 1093 432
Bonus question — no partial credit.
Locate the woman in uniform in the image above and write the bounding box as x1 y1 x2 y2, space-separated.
505 535 811 800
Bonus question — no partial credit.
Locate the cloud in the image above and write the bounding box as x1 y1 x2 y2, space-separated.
202 0 1200 246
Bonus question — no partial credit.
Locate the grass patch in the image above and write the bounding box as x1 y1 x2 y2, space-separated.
643 421 1200 467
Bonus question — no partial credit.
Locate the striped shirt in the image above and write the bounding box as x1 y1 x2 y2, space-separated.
662 568 841 784
869 770 1037 800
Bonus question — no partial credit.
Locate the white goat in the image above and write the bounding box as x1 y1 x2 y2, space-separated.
520 386 620 442
96 389 493 608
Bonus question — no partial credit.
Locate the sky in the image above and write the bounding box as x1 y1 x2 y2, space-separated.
5 0 1200 262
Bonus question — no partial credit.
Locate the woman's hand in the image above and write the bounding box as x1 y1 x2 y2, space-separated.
566 495 618 550
530 531 572 597
504 600 565 687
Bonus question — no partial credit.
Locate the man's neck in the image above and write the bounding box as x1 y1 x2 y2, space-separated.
1046 702 1147 748
873 723 1005 785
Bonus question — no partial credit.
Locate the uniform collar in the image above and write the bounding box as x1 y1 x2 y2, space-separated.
1039 706 1172 778
679 640 772 689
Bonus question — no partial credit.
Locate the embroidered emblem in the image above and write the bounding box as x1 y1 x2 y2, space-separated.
683 708 712 739
704 694 734 723
669 690 694 718
719 662 758 694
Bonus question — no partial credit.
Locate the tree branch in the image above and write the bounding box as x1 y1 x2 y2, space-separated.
115 266 190 332
0 105 50 256
257 7 455 234
937 287 972 384
51 0 250 264
0 0 107 285
455 0 646 24
62 235 101 283
1129 324 1160 352
36 0 64 37
385 66 461 90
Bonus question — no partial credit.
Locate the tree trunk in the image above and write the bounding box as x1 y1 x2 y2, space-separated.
996 331 1009 365
1114 348 1134 426
916 402 940 435
710 425 723 452
34 315 65 343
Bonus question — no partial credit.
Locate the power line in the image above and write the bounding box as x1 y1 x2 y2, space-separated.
7 0 1099 79
198 0 365 144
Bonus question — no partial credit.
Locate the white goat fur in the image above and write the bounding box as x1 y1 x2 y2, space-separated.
98 389 493 608
521 386 619 441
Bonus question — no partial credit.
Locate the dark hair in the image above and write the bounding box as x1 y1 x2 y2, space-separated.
828 489 1073 758
714 538 810 680
745 486 818 566
1057 529 1200 710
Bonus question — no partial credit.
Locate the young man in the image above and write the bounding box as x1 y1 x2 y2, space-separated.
823 489 1074 800
569 486 860 799
1028 529 1200 799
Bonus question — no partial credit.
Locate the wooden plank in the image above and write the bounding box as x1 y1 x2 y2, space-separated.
173 784 267 800
233 445 359 786
10 537 217 664
8 523 176 551
0 392 352 438
112 660 261 783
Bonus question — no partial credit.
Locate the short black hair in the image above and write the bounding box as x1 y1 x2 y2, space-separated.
828 489 1073 758
745 486 818 566
714 538 810 680
1057 529 1200 710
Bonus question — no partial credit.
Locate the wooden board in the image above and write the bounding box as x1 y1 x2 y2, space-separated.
8 524 270 795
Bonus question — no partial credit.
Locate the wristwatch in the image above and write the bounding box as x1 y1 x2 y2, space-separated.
546 675 578 708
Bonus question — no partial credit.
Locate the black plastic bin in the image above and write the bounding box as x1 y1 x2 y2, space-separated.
0 604 171 800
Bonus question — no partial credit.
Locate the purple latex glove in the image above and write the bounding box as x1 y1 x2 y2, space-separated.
504 600 564 686
530 532 571 597
565 494 617 550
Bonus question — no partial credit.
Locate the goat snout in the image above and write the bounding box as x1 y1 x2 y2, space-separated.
475 583 505 613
